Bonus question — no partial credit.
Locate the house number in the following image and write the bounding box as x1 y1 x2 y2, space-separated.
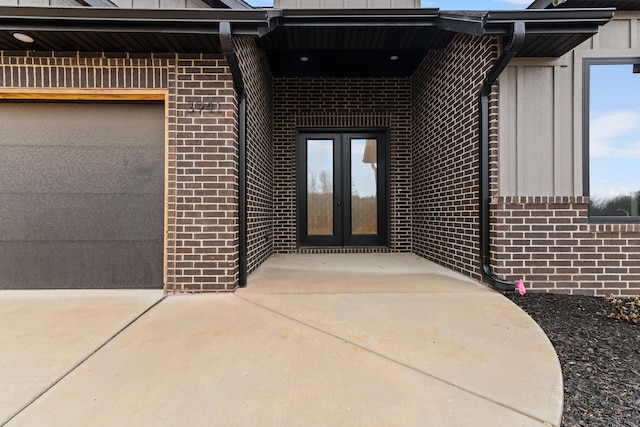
187 101 219 113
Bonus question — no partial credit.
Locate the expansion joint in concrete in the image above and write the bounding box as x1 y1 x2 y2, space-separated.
1 296 167 427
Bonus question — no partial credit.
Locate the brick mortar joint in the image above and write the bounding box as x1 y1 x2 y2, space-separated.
1 55 175 67
495 196 590 206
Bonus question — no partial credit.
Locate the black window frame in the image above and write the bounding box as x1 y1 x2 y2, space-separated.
583 57 640 223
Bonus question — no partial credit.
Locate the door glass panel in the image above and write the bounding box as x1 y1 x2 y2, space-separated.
307 139 333 235
351 138 377 235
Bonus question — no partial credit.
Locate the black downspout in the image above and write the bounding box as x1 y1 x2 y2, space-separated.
238 92 247 288
478 21 526 292
220 21 248 288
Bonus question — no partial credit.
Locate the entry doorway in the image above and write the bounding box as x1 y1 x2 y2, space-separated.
297 130 388 247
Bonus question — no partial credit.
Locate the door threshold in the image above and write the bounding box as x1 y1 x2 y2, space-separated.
297 246 391 254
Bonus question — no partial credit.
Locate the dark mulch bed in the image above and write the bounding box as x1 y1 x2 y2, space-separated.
508 293 640 427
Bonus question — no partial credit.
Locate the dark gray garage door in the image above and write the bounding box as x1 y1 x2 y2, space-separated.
0 101 164 289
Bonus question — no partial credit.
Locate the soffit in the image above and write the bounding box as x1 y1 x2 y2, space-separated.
0 7 274 53
262 8 614 76
260 9 451 77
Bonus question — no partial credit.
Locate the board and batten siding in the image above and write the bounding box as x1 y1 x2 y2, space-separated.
0 0 80 5
498 11 640 197
0 0 209 7
273 0 419 8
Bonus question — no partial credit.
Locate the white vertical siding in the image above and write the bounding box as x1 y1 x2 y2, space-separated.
499 59 573 196
132 0 159 7
499 11 640 197
599 19 631 49
521 66 554 195
0 0 209 7
274 0 419 8
553 59 574 196
0 0 82 5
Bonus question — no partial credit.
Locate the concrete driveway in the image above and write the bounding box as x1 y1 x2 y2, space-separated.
0 254 563 427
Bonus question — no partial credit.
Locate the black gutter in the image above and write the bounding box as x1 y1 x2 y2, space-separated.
439 8 613 40
438 11 488 36
484 8 615 35
220 22 248 289
0 6 271 20
238 93 248 288
0 6 272 36
478 21 526 293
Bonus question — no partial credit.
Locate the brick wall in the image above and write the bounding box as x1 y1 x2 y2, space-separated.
411 35 498 283
172 54 238 292
0 51 239 292
0 52 172 89
272 77 413 253
234 37 274 275
493 196 640 296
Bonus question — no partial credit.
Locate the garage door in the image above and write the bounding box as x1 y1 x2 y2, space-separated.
0 101 164 289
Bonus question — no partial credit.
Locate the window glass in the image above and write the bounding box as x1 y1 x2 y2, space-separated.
588 61 640 218
351 139 378 235
307 139 333 235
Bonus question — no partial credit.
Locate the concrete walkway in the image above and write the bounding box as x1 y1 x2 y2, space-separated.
0 254 563 427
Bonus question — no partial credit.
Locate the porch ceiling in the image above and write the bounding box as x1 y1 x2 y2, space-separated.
259 9 452 77
262 7 614 77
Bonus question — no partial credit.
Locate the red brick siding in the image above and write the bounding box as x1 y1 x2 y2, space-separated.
493 196 640 296
234 37 274 275
0 51 239 292
411 35 499 283
273 77 412 253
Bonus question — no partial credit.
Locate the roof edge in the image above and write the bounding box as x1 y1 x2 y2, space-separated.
275 8 441 27
279 8 439 16
438 11 487 36
485 7 615 34
217 0 254 9
0 6 279 37
528 0 554 8
438 7 614 37
0 6 273 22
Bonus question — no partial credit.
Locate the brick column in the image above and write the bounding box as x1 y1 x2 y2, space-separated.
167 54 239 292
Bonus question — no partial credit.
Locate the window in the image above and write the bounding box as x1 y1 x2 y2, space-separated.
584 58 640 221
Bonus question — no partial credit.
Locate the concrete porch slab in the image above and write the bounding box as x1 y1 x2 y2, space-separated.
1 254 563 427
7 294 557 427
0 290 163 425
244 253 488 294
238 253 564 426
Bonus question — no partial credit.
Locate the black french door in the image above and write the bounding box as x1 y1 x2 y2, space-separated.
297 131 388 247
